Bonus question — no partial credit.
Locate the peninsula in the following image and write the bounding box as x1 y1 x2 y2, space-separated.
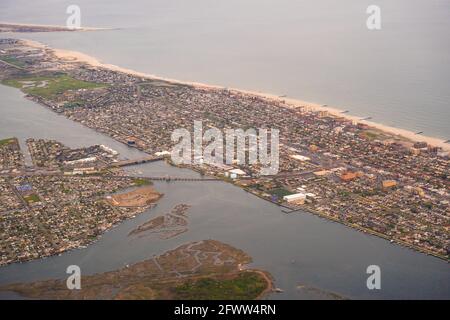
0 22 109 33
0 240 273 300
0 38 448 261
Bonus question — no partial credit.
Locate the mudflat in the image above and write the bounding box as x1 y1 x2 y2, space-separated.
107 186 162 207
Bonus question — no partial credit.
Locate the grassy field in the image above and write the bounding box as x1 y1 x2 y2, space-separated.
270 187 294 198
23 194 40 204
360 129 392 141
0 56 26 68
173 272 268 300
2 74 106 99
133 178 152 186
0 138 15 146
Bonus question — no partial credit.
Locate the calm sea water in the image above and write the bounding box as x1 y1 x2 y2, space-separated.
0 85 449 299
1 0 449 139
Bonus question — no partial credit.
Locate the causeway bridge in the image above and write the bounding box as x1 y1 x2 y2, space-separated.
110 155 165 167
110 175 219 182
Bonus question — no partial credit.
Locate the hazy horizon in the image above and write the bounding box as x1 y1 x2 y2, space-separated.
1 0 449 140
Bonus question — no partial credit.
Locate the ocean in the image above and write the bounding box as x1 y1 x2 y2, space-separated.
1 0 449 139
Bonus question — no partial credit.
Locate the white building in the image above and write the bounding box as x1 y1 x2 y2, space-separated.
100 145 119 155
64 157 97 166
290 154 311 162
155 151 171 157
283 193 307 203
229 168 246 176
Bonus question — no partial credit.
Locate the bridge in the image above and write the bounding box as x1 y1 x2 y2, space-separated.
110 175 219 182
110 155 165 167
0 58 25 70
1 171 219 182
239 169 318 180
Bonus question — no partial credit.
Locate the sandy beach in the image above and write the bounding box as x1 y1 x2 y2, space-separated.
22 39 450 152
0 22 111 32
107 186 162 207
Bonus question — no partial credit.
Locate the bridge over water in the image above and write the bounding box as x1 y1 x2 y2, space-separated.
111 155 165 167
110 175 219 182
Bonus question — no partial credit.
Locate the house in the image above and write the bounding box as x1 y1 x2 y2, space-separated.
382 180 397 189
340 171 358 182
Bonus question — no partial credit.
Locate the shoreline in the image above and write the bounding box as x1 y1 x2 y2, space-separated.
251 269 275 299
238 184 449 263
22 39 450 152
0 22 112 32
